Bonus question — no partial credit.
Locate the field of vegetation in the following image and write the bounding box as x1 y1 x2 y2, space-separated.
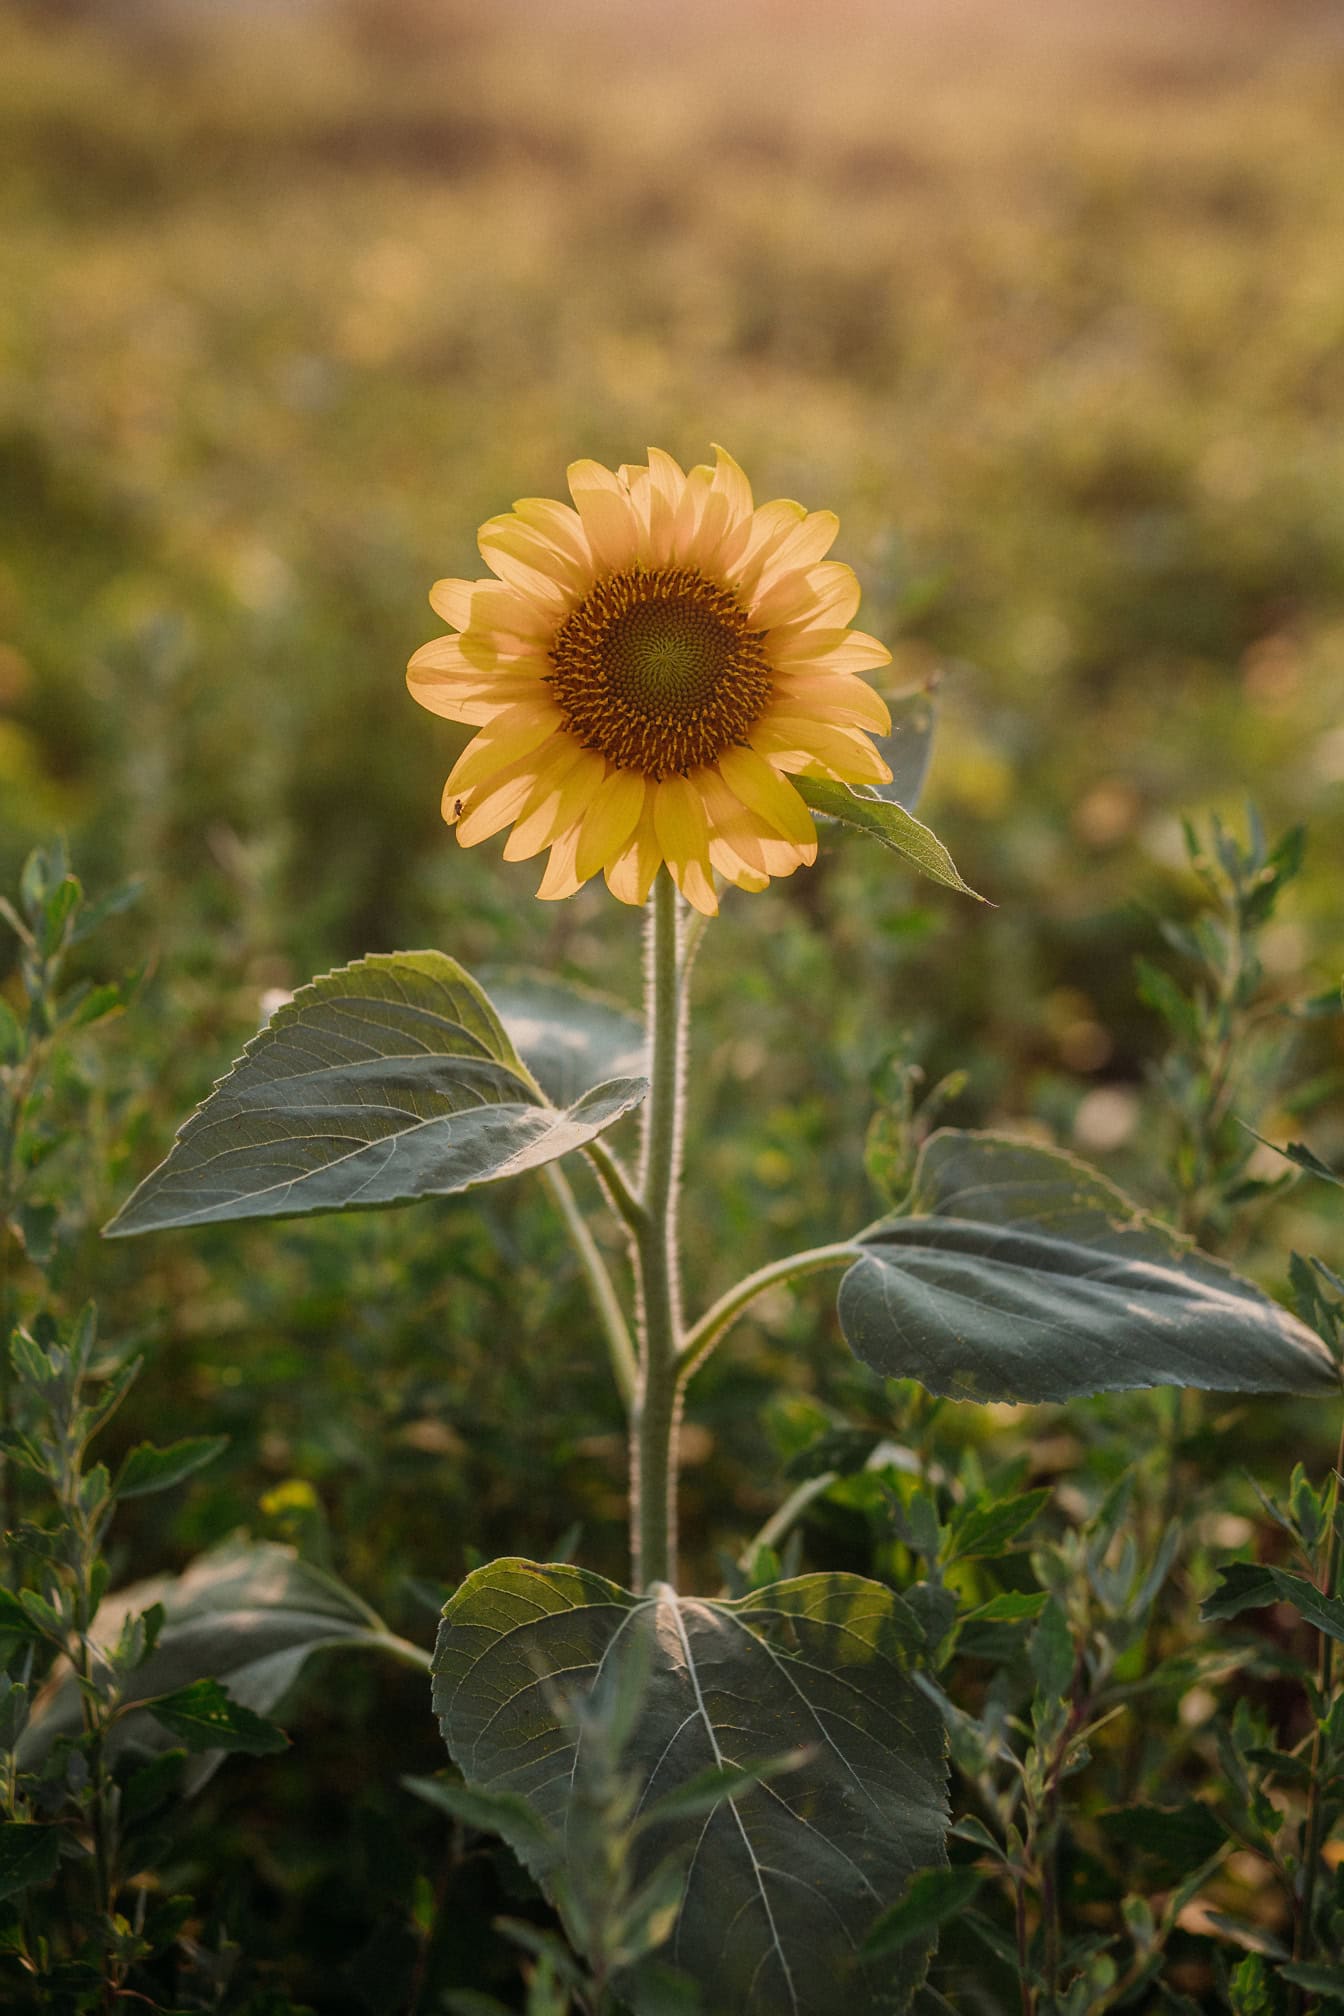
2 1 1344 2009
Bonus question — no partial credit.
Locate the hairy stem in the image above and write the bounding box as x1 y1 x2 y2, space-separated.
630 872 686 1588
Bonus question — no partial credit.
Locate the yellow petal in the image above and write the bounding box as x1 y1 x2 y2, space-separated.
709 443 754 528
791 629 892 676
605 799 662 907
429 578 487 627
408 664 544 726
769 673 892 735
760 561 863 637
716 745 817 845
644 448 686 569
722 498 807 593
757 832 816 874
501 741 597 860
448 752 549 844
653 776 719 915
536 820 587 902
669 462 714 568
708 836 770 892
478 518 583 602
512 495 593 570
749 716 893 784
442 703 565 797
746 511 840 612
567 459 640 572
465 583 558 648
575 768 647 882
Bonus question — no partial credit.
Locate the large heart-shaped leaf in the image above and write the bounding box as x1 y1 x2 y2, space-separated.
796 778 983 901
21 1539 424 1793
482 970 646 1109
838 1131 1339 1404
105 952 646 1235
433 1558 948 2016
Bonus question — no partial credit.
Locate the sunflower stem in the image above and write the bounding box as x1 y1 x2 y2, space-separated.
630 870 686 1589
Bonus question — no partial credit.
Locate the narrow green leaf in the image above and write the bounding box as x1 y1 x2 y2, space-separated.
143 1678 289 1755
838 1131 1339 1404
0 998 22 1064
638 1751 810 1827
863 1867 983 1958
433 1558 948 2016
113 1436 228 1500
1097 1801 1227 1879
961 1592 1048 1624
1201 1562 1344 1643
945 1488 1049 1563
0 1821 61 1902
1029 1598 1074 1702
1277 1963 1344 2004
38 876 82 956
795 776 985 899
105 952 646 1235
400 1773 555 1859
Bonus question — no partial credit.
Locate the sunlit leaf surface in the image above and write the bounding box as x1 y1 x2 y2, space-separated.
838 1131 1339 1404
105 952 647 1234
433 1558 948 2016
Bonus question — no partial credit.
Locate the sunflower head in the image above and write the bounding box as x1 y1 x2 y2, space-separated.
407 446 893 916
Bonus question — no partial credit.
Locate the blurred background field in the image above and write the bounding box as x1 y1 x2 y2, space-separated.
3 0 1344 2004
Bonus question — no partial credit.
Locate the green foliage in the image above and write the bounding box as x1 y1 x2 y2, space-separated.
432 1559 948 2014
106 953 647 1235
838 1131 1336 1403
796 776 983 900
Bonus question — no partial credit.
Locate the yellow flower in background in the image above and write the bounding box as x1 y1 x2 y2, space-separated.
407 446 893 916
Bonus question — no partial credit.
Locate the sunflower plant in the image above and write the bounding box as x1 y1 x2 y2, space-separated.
100 450 1340 2016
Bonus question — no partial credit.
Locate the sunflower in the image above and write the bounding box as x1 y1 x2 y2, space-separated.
407 445 894 916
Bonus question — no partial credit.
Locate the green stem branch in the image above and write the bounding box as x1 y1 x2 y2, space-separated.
677 1243 857 1382
543 1165 637 1408
582 1138 648 1240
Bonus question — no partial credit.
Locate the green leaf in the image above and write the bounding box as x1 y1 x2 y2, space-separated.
104 952 647 1235
795 777 984 900
1262 1136 1342 1189
400 1773 556 1860
862 1867 983 1959
21 1538 417 1795
1277 1964 1344 2004
838 1131 1339 1404
433 1558 949 2016
944 1488 1049 1563
1029 1598 1075 1702
481 970 645 1109
0 997 22 1065
0 1821 61 1902
113 1435 228 1500
1201 1561 1344 1643
38 875 81 956
144 1678 288 1755
1096 1801 1227 1880
960 1591 1048 1625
